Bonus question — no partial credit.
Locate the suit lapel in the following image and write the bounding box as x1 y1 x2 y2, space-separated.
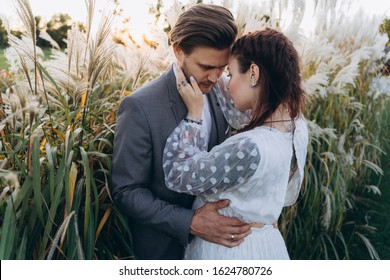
207 89 230 148
165 66 188 125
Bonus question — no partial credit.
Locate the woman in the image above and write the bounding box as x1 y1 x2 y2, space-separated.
163 28 308 259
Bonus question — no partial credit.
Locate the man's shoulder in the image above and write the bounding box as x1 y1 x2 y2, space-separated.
131 75 166 98
119 68 174 112
131 67 173 100
119 77 165 110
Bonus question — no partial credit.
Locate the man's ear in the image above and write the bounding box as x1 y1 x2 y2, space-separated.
173 44 184 64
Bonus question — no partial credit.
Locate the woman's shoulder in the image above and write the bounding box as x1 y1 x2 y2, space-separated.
226 130 255 142
295 115 308 128
221 130 260 149
294 116 309 142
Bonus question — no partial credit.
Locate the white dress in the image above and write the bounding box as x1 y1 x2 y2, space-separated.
163 76 309 259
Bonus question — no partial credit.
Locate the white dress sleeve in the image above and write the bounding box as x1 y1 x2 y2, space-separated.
214 74 252 130
163 121 260 195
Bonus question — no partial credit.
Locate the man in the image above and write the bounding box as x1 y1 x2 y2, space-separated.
111 3 252 260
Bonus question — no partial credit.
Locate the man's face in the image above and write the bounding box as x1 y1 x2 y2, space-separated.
175 46 231 93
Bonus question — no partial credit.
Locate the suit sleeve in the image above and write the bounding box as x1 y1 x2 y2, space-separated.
111 96 194 246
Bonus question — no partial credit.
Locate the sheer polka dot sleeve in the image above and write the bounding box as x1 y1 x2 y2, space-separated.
214 74 252 130
163 121 260 195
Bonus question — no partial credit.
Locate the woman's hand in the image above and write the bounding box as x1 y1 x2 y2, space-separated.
176 65 204 120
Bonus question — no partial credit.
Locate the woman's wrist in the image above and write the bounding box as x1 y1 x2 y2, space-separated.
185 114 203 125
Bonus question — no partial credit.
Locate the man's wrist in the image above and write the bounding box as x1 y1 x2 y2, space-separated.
188 209 197 243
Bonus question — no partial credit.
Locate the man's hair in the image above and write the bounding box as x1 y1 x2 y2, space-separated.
169 3 237 54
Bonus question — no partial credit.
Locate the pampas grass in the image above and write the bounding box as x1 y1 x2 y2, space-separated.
0 0 133 259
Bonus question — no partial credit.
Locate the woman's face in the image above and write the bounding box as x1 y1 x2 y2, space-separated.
226 57 257 111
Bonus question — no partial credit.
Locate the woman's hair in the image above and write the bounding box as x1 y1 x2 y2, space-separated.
169 4 237 54
232 28 305 132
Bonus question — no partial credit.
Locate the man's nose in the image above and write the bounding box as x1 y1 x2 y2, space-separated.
208 68 224 83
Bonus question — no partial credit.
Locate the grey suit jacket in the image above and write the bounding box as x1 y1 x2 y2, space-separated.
111 65 230 259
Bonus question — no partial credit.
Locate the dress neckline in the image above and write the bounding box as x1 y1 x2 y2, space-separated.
256 125 293 135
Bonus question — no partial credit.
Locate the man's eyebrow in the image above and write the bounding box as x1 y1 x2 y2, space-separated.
198 63 228 69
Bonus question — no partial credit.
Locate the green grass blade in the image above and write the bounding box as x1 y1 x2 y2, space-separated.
45 143 55 201
46 211 75 260
79 146 91 253
16 227 29 259
73 214 85 259
40 151 69 259
32 137 44 225
0 196 17 259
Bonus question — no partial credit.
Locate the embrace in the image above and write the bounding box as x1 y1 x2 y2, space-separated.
111 3 308 260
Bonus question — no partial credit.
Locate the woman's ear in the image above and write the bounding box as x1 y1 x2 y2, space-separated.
250 63 260 81
173 44 184 64
250 63 260 87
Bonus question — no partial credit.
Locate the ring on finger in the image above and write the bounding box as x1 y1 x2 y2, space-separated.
181 79 188 86
230 234 235 241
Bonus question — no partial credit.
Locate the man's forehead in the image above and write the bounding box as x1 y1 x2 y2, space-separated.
198 62 228 69
188 48 230 67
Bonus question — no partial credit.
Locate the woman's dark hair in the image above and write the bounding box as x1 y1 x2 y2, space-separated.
232 28 305 132
169 4 237 54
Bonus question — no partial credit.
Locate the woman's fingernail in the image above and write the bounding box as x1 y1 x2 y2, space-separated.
190 76 195 82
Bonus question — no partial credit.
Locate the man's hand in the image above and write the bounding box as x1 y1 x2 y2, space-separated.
190 200 252 248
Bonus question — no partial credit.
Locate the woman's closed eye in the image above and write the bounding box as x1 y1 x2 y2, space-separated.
225 67 232 78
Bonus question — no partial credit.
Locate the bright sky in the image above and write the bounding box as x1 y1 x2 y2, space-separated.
1 0 390 41
1 0 156 38
1 0 154 23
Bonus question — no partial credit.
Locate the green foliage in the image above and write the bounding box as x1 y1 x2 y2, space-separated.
0 56 134 259
0 0 133 260
1 12 86 50
0 49 8 69
346 101 390 259
0 19 8 48
281 91 388 259
45 13 72 49
380 18 390 44
279 49 389 259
